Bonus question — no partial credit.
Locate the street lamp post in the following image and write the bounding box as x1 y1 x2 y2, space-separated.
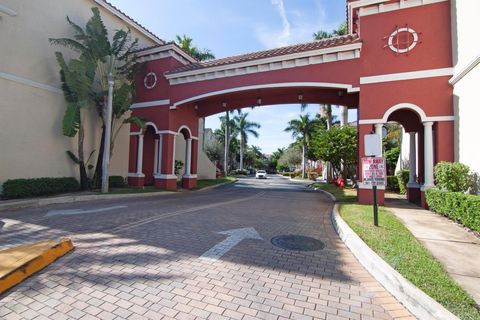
101 72 114 193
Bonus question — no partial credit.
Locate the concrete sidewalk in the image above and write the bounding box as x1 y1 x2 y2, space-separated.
386 198 480 305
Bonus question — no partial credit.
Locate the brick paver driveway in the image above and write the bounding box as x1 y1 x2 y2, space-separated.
0 176 412 320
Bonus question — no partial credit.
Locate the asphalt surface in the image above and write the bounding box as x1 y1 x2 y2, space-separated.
0 176 412 319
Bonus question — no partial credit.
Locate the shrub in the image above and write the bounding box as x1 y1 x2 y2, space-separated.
434 161 471 192
2 177 80 199
109 176 126 188
396 169 409 194
308 172 319 181
426 188 480 233
386 176 400 192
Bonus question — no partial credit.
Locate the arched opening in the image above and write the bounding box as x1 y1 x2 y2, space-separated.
142 125 159 186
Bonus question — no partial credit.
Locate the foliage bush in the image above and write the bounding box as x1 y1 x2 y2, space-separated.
308 172 319 181
109 176 126 188
386 176 400 192
2 177 80 199
426 188 480 233
233 169 248 175
434 161 472 192
396 169 409 194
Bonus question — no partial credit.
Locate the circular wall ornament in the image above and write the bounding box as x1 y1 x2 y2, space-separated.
143 71 157 89
388 27 419 54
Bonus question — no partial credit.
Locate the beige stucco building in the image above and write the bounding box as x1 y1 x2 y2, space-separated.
450 0 480 174
0 0 215 190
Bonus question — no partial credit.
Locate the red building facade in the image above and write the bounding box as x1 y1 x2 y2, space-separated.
128 0 454 208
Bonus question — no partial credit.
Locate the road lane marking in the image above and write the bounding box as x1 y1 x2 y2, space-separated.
46 205 127 217
108 192 266 233
200 227 263 261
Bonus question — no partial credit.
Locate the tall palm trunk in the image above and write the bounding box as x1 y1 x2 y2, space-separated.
302 143 307 179
240 133 244 172
224 111 229 176
78 123 89 190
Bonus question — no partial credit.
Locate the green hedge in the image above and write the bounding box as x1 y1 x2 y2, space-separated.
397 169 409 194
2 177 80 199
426 188 480 233
109 176 126 188
386 176 400 192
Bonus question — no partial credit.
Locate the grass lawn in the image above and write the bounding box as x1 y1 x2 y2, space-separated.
194 177 236 190
313 183 357 203
339 204 480 320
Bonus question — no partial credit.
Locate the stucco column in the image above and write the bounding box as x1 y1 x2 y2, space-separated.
375 123 383 156
157 134 163 175
136 134 144 174
423 122 435 188
184 138 192 176
408 132 417 185
171 134 177 175
154 138 159 175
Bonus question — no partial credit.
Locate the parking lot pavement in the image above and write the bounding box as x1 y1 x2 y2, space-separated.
0 176 412 319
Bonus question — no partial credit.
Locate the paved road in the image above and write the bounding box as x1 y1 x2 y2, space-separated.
0 176 412 320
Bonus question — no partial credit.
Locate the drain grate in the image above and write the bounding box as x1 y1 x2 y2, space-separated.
271 235 325 251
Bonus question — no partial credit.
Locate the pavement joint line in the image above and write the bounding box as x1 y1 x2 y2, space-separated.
105 191 266 233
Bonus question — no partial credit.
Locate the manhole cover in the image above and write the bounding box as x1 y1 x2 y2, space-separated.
271 235 325 251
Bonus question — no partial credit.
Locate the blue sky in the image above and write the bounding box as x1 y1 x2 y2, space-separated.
109 0 355 153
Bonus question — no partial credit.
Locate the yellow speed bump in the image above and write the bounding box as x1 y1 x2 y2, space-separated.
0 238 74 294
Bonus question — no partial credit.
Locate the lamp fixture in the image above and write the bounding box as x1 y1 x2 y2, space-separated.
194 105 198 110
297 94 303 102
257 98 262 106
222 102 227 108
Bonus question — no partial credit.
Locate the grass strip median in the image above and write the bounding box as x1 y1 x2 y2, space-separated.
339 204 480 320
194 177 236 190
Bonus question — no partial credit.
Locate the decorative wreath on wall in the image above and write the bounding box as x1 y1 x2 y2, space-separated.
143 71 157 89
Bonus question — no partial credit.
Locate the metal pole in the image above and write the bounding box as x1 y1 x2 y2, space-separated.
101 72 114 193
373 185 378 226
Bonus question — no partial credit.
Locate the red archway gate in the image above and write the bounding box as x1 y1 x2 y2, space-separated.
128 0 454 208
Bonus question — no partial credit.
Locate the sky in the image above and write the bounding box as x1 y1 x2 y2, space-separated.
109 0 356 154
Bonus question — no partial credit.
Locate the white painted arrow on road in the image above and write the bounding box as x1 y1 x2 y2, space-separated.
46 205 127 217
200 227 263 261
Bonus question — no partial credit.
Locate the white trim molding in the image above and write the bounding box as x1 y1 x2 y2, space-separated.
128 173 145 178
165 43 362 85
450 54 480 85
360 68 454 85
136 43 197 64
358 0 448 17
92 0 163 45
182 174 198 179
154 174 177 180
358 103 455 124
170 82 359 109
348 0 388 33
358 182 386 190
0 71 63 94
130 99 170 109
0 4 17 16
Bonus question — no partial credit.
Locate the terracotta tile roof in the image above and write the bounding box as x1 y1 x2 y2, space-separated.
165 34 361 75
94 0 164 44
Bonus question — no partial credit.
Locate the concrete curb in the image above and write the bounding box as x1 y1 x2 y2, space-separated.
0 191 175 212
330 202 459 320
0 238 74 294
196 179 238 192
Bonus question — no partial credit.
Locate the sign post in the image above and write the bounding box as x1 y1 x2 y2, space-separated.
362 156 386 226
363 133 385 227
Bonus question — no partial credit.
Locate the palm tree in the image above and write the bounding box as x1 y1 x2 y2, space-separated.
175 35 215 61
285 114 320 178
50 7 145 189
233 111 261 172
218 113 237 174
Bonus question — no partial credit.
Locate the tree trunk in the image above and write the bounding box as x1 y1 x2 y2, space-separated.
224 112 229 176
302 143 306 179
93 124 106 188
240 134 244 172
78 124 89 190
340 105 348 126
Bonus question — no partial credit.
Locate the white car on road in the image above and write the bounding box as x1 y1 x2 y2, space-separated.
255 170 267 179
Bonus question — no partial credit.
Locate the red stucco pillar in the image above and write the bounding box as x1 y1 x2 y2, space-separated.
154 133 177 191
128 134 145 187
182 138 198 189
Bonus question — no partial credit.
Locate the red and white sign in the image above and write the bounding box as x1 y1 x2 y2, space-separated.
362 157 386 186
